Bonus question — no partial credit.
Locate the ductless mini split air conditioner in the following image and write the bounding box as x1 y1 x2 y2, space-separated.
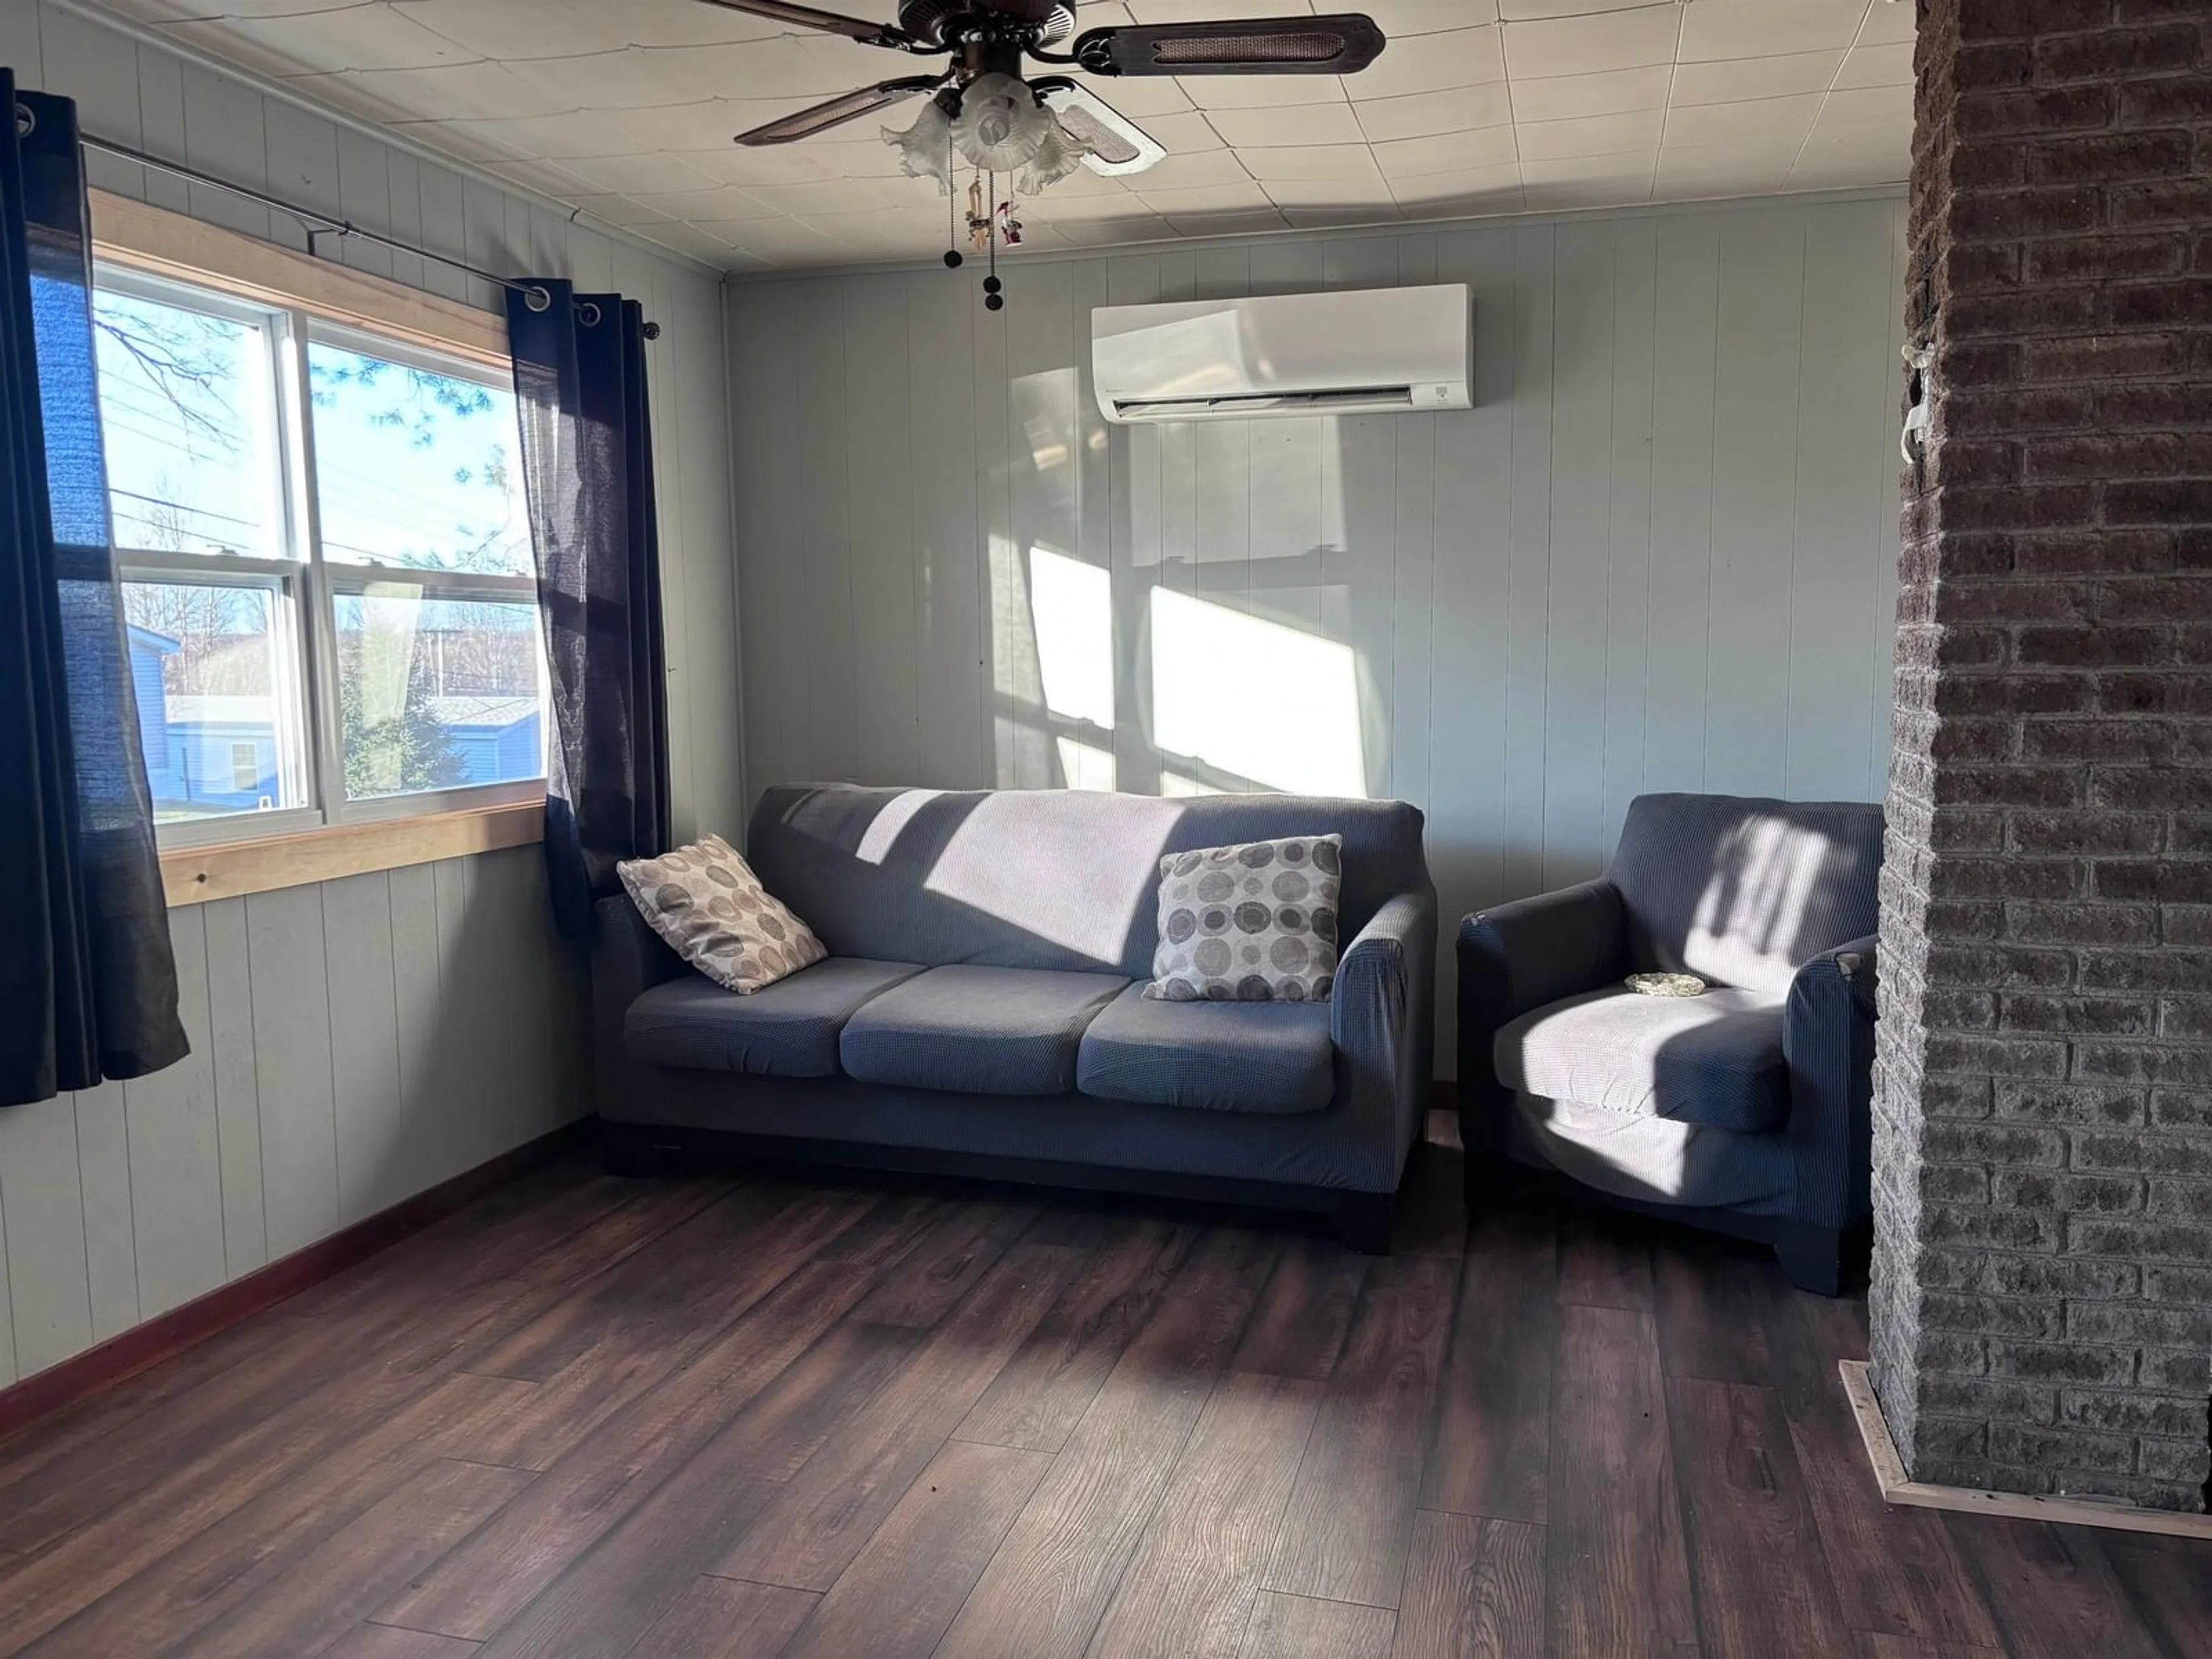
1090 283 1472 424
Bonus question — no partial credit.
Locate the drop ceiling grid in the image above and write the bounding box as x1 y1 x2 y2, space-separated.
84 0 1917 269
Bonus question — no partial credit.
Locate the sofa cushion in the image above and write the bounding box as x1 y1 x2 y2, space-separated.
618 835 827 993
627 957 924 1078
1078 984 1335 1115
1144 836 1343 1003
1494 986 1789 1133
840 965 1127 1096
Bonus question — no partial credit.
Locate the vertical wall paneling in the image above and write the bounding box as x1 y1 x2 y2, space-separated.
1601 221 1658 856
1643 213 1722 796
1790 199 1898 803
1703 211 1808 797
73 1082 141 1342
244 884 340 1257
1501 224 1556 901
200 895 267 1279
120 904 228 1320
847 272 921 787
801 282 859 782
1541 221 1616 889
322 870 404 1226
385 860 452 1215
724 194 1907 1074
1872 200 1910 794
0 1094 93 1377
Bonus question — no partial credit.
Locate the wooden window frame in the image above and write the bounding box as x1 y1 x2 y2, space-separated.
89 191 548 906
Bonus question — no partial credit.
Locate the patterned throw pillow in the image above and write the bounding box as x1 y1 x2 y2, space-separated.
1143 835 1343 1003
618 835 827 994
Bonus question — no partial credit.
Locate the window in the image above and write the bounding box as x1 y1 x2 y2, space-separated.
96 268 544 846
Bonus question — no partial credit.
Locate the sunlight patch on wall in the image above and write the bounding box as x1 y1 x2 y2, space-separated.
1028 546 1115 732
1150 588 1366 798
1056 736 1117 793
1159 771 1212 798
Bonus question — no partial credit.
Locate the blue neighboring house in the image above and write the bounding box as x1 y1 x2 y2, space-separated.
128 625 540 814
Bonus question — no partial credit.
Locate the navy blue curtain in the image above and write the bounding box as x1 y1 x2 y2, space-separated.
505 281 671 940
1 78 187 1106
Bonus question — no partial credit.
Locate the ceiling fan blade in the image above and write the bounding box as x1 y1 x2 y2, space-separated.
734 77 943 144
1069 14 1385 77
1037 82 1166 176
694 0 916 48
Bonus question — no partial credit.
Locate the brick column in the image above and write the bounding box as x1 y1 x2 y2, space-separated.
1869 0 2211 1512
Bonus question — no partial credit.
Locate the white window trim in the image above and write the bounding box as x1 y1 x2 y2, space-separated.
92 196 551 861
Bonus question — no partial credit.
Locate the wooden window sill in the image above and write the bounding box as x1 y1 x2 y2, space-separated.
161 801 544 907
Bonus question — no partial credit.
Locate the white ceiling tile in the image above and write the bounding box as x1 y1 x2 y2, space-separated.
163 7 470 74
1050 214 1174 245
381 116 536 164
394 0 779 59
479 155 599 195
696 216 847 260
735 175 939 213
1514 108 1665 161
1162 207 1290 237
1661 93 1823 150
1501 0 1671 15
1184 75 1348 111
1389 161 1523 214
1282 203 1403 228
1372 125 1518 179
281 60 575 122
1127 0 1315 19
394 111 650 160
1236 145 1385 184
1834 40 1914 88
1363 0 1498 36
1517 151 1653 207
555 150 725 195
1668 51 1846 105
1787 142 1906 189
1857 1 1918 46
1509 65 1672 122
175 0 373 14
1021 188 1157 224
1204 103 1368 147
1352 83 1513 143
1135 112 1230 154
1133 180 1278 216
630 220 765 262
1119 147 1253 188
1501 5 1679 78
1816 82 1914 134
626 183 784 222
1679 0 1870 64
1653 142 1793 198
1261 177 1394 211
1353 26 1504 100
575 193 676 226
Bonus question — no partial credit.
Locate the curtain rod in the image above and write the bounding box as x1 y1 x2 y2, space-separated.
79 132 662 339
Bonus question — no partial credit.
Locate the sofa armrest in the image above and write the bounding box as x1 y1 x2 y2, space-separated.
590 894 687 1115
1332 891 1438 1181
1783 933 1880 1230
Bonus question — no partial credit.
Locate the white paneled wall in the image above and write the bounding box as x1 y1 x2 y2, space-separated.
727 194 1907 1071
0 0 735 1385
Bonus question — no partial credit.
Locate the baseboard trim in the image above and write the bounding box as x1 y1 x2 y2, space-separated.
1839 1359 2212 1540
0 1116 594 1442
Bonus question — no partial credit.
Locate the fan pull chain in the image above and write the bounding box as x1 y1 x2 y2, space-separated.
983 171 1005 312
941 127 963 269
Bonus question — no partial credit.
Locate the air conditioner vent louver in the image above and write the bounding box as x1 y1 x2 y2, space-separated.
1091 285 1471 425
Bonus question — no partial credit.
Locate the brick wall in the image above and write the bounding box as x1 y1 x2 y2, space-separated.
1869 0 2211 1512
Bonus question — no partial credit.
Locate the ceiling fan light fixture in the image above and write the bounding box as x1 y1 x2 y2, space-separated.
950 71 1050 171
1017 118 1094 192
883 97 955 192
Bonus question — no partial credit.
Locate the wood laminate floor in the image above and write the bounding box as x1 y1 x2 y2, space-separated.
1 1127 2206 1659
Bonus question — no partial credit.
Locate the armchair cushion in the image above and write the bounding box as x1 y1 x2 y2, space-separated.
1495 985 1790 1134
1077 984 1335 1115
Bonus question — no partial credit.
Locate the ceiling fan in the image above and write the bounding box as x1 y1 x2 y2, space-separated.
694 1 1387 188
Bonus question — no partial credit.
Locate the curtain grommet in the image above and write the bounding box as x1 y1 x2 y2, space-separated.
14 103 33 137
524 283 554 313
578 300 603 327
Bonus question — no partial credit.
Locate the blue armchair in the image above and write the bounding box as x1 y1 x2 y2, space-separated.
1457 793 1882 1293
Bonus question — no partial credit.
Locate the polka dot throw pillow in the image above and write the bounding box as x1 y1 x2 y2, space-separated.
1143 834 1342 1003
618 835 827 994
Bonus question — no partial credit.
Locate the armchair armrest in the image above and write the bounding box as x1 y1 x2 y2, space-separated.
1783 933 1880 1230
590 894 687 1115
1332 891 1438 1181
1455 879 1627 1165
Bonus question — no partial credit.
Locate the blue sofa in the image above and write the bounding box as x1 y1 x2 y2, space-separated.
1457 793 1882 1293
593 783 1437 1248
